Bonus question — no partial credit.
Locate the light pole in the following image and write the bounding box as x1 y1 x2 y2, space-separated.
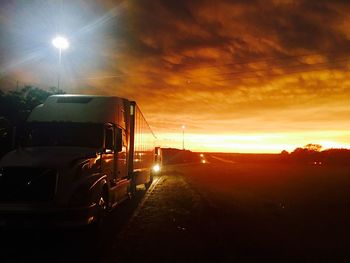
182 125 185 150
52 36 69 90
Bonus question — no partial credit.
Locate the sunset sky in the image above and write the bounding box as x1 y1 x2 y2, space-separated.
1 0 350 152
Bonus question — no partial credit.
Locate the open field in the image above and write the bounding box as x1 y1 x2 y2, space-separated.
1 152 350 262
182 154 350 261
104 153 350 262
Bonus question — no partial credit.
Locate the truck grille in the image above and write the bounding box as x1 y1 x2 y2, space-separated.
0 167 57 203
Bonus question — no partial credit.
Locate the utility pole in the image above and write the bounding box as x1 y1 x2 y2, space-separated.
52 36 69 90
182 125 185 150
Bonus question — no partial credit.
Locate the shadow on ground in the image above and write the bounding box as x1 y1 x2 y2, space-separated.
0 189 147 263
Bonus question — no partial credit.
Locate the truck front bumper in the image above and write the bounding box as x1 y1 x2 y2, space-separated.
0 203 98 228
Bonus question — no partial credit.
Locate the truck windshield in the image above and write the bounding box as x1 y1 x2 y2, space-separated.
22 122 103 148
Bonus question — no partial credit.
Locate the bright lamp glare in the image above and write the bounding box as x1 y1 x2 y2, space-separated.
52 36 69 50
153 164 160 172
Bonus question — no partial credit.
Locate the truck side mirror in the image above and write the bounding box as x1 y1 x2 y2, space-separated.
115 127 123 152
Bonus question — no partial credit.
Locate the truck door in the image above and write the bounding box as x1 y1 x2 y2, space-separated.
117 128 127 179
115 127 129 202
102 125 118 206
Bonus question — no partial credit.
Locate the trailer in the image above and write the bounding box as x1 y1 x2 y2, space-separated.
0 94 159 227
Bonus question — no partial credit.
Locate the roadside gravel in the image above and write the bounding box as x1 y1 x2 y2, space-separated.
106 167 223 263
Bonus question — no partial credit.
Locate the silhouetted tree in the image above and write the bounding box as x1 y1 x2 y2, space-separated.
286 144 350 165
279 150 289 162
280 150 289 155
290 146 321 164
321 148 350 165
0 85 64 124
0 86 64 157
304 143 322 152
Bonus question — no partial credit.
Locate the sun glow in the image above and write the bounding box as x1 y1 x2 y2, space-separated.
157 131 350 153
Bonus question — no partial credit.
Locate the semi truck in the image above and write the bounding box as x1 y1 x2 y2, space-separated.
0 94 160 227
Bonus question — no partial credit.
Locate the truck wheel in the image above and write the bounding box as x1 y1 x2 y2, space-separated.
98 195 108 216
84 192 108 239
95 193 108 226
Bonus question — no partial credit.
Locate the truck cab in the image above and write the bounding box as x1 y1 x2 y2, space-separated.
0 95 157 227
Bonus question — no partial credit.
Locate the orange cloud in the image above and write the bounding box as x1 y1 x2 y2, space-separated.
1 0 350 152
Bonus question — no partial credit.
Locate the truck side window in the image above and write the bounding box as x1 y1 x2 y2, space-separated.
105 127 114 152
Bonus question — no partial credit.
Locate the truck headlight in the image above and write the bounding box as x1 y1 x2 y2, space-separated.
153 164 160 173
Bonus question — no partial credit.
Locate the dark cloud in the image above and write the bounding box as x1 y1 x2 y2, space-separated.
1 0 350 150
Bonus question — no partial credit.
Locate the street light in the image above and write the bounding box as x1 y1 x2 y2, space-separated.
52 36 69 50
182 125 185 150
52 35 69 89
